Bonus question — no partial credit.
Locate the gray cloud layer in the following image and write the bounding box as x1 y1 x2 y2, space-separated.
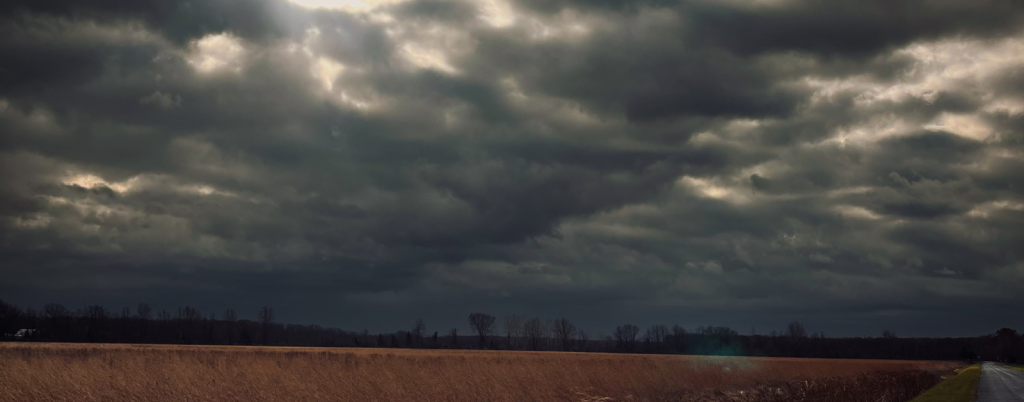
1 0 1022 336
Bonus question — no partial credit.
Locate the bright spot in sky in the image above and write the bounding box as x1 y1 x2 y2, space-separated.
401 43 460 74
678 176 735 200
187 33 245 74
288 0 409 12
314 57 345 91
63 174 134 193
479 0 516 28
924 113 991 141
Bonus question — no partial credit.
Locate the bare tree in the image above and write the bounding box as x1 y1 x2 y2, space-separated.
614 324 639 351
259 306 275 345
119 307 131 341
468 312 496 349
645 324 669 352
136 303 152 320
43 303 67 319
178 306 201 321
85 305 108 321
786 321 807 339
449 327 459 348
671 325 687 352
223 309 237 344
84 305 108 342
43 303 69 340
504 314 524 350
552 318 577 351
137 303 152 342
882 329 897 339
412 319 427 346
177 306 201 343
994 328 1020 362
523 317 546 350
576 329 589 352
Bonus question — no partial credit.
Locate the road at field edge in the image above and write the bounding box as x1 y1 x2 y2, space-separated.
978 362 1024 402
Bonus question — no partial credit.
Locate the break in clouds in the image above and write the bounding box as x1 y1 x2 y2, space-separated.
1 0 1022 336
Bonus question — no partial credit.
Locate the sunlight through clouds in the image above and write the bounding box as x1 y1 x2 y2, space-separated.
314 57 345 91
186 33 245 74
400 42 460 74
4 0 1024 337
287 0 409 12
478 0 516 28
62 173 136 193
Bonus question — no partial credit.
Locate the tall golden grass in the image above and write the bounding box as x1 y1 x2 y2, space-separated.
0 343 958 402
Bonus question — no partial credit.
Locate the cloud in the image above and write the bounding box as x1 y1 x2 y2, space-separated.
139 91 182 110
186 33 247 74
0 0 1021 336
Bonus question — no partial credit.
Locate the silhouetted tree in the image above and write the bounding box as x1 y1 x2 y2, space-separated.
614 324 639 351
671 325 687 353
259 306 274 345
468 312 496 349
135 303 151 342
524 317 545 350
576 329 589 352
995 328 1021 362
786 321 808 356
136 303 152 320
787 321 808 339
43 303 69 341
4 298 1020 362
412 319 426 346
552 318 577 351
177 306 201 343
223 309 237 344
504 314 524 350
119 307 132 342
645 325 669 352
84 305 108 342
449 328 458 348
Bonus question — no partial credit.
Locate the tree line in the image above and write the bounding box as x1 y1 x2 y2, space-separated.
1 299 1020 362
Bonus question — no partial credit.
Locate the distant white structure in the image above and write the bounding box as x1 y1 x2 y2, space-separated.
12 329 38 340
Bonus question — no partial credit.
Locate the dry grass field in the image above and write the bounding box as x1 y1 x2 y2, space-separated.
0 343 959 402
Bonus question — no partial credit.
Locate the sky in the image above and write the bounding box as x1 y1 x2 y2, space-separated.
1 0 1023 338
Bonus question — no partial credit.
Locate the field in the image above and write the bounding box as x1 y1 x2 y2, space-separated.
907 365 980 402
0 343 959 402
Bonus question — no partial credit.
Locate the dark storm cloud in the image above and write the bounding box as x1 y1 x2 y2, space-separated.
0 0 304 43
681 0 1024 56
517 0 1024 55
1 0 1022 336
